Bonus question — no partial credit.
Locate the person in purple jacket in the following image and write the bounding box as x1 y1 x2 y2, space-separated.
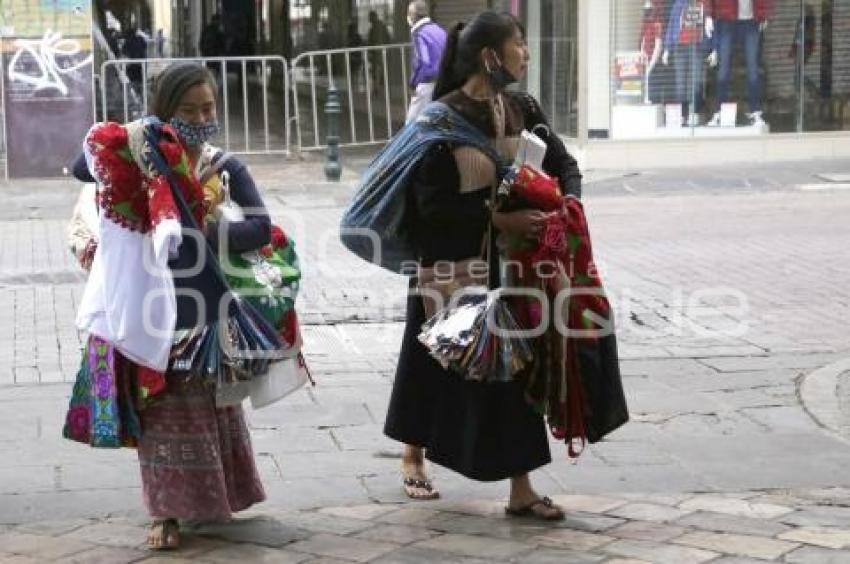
406 1 447 123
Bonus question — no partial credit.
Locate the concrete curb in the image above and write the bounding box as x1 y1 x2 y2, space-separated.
799 356 850 439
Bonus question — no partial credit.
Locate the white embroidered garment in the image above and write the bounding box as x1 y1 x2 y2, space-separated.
76 120 189 371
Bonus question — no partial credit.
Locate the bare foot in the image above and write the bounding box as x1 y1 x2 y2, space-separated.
147 519 180 550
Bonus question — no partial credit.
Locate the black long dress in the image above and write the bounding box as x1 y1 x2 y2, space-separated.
383 89 582 481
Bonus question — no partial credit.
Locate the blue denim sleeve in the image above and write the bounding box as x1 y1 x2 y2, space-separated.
71 151 96 183
208 157 272 253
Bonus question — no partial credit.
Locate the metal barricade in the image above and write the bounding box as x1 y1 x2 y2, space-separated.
290 43 412 151
100 56 290 154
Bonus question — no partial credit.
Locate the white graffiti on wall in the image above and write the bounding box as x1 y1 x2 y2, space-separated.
7 30 93 96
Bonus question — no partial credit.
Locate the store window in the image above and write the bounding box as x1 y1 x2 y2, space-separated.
610 0 850 139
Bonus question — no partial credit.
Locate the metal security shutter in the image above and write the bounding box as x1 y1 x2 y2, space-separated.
432 0 488 27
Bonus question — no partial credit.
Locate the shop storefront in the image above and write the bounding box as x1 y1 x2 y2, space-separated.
491 1 850 166
607 0 849 137
573 0 850 167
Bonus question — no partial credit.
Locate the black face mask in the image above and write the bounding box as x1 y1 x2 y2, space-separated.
485 54 518 91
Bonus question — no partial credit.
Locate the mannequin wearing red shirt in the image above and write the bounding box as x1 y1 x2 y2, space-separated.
706 0 774 127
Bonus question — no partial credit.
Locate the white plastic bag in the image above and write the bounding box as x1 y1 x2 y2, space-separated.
249 353 310 409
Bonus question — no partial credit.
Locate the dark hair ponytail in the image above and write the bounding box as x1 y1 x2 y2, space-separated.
149 61 218 121
433 22 465 101
432 11 524 101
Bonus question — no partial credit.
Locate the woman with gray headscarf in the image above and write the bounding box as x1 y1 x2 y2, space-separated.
65 62 274 549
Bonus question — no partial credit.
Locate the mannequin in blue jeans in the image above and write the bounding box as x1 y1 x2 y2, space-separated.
707 18 767 126
662 0 711 127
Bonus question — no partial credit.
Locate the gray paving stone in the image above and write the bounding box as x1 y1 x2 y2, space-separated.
436 500 507 518
248 402 373 430
294 559 352 564
675 511 791 537
607 521 688 543
151 535 232 558
530 528 615 551
198 543 311 563
422 513 546 542
794 488 850 506
192 517 309 548
270 451 398 480
329 424 399 453
740 406 821 432
288 533 398 562
520 548 607 563
353 524 438 544
778 526 850 549
52 546 149 564
14 518 94 537
262 476 373 510
553 513 627 533
673 531 799 559
601 538 718 563
60 522 147 549
318 504 400 521
0 486 146 525
550 495 628 514
677 495 794 519
0 531 94 560
784 545 850 564
412 533 533 560
607 503 692 523
251 427 339 454
368 546 493 564
0 555 47 564
778 506 850 528
706 558 773 564
617 493 693 507
700 355 838 373
376 508 442 526
134 557 198 563
264 510 373 536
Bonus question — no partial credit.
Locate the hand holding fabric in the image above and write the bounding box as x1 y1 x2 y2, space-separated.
706 50 718 67
492 209 555 239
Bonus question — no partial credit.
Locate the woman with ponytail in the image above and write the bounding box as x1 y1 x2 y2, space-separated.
380 11 582 519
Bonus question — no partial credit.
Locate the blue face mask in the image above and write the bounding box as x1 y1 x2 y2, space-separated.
169 116 220 146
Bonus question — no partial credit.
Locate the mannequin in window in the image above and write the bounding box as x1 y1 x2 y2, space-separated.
705 0 774 127
662 0 713 126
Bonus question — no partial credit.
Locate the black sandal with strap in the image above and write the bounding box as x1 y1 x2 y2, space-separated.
505 496 565 521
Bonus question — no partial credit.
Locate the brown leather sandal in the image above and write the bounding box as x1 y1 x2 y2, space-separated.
505 496 565 521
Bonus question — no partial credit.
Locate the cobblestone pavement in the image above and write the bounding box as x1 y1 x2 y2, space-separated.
3 489 850 563
0 156 849 561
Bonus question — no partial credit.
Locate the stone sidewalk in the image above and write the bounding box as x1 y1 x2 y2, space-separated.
2 489 850 563
1 156 850 561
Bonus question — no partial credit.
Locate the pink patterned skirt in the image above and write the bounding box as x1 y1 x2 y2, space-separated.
137 380 266 521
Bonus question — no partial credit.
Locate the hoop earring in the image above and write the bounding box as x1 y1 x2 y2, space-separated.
531 124 551 138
